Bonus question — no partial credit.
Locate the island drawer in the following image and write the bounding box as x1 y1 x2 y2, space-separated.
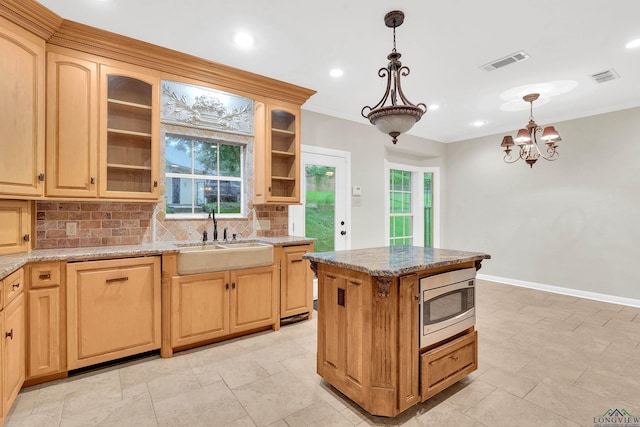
420 330 477 401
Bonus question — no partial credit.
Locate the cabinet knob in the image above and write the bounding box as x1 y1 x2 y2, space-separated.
153 180 158 188
12 283 20 290
232 282 236 289
5 329 13 340
451 355 459 362
226 283 229 290
38 173 45 182
39 273 51 280
23 234 30 242
90 176 96 184
414 294 420 301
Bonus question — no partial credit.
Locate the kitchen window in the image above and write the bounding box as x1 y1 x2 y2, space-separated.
165 135 243 217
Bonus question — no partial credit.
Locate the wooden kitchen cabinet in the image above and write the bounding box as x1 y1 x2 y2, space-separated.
66 257 161 370
26 262 66 382
230 265 279 334
169 264 278 351
0 200 32 256
171 272 230 348
45 48 99 198
1 268 25 419
278 243 314 320
99 64 160 199
0 16 45 198
254 102 301 204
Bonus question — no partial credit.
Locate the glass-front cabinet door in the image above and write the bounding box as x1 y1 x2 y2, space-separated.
254 102 301 204
99 65 160 199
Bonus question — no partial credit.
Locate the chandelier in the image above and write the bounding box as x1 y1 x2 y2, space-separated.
361 11 427 144
500 93 562 168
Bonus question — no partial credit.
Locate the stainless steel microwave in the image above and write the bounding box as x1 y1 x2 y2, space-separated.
419 267 476 348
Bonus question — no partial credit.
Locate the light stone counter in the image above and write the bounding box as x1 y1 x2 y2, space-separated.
0 236 315 278
303 245 490 277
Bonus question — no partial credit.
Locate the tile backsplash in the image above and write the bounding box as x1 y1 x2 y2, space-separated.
35 201 289 249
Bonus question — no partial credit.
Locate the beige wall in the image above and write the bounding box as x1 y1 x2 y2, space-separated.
301 110 445 249
444 106 640 300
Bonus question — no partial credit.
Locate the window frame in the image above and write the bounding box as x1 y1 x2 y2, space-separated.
384 160 441 248
164 134 245 220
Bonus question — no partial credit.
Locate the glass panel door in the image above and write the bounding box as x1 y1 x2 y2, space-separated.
289 150 348 252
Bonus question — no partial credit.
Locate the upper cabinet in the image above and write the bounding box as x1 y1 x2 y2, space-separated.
45 47 160 200
0 3 314 203
0 16 45 198
46 48 99 198
254 102 301 204
99 64 160 199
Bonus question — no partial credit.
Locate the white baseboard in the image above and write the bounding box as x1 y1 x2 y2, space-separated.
477 273 640 308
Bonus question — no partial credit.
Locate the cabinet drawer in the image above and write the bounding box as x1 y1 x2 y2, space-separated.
30 262 61 288
4 268 24 306
421 330 477 401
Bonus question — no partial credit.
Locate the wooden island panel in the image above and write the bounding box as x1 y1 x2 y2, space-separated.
308 246 489 418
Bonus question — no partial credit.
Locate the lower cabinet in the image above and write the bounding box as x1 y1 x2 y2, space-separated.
170 265 278 349
66 257 161 370
26 262 65 382
278 243 314 320
1 268 25 420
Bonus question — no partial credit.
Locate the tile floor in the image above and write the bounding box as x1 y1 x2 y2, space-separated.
5 280 640 426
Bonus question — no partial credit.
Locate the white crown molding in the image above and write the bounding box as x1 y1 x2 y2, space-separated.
478 274 640 309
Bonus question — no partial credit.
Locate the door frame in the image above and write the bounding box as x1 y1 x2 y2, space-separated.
384 160 441 248
289 145 351 251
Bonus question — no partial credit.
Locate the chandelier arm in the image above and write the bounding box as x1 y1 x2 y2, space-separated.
395 66 428 111
361 67 393 118
503 153 521 164
531 127 559 161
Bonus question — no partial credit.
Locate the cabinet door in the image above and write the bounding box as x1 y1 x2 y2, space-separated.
27 287 62 379
3 292 25 418
99 64 160 199
170 272 229 347
0 200 31 256
46 50 99 197
67 257 161 370
280 245 313 319
0 17 45 197
254 102 301 204
230 265 278 333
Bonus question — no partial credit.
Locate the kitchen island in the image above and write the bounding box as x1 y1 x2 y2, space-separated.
303 246 490 417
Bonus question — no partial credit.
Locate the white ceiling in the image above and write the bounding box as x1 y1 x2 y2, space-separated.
37 0 640 143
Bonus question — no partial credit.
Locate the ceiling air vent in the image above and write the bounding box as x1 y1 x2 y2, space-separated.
480 51 529 71
589 69 619 84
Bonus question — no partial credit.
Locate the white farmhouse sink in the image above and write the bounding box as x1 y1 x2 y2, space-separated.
176 242 273 275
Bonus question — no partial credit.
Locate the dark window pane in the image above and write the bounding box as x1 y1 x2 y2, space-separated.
193 140 218 176
220 145 241 177
165 137 192 174
219 180 241 213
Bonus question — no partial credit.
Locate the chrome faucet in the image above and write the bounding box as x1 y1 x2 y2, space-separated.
208 208 218 241
223 226 228 242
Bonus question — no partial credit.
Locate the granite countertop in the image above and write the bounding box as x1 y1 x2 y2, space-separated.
0 236 315 278
303 246 490 277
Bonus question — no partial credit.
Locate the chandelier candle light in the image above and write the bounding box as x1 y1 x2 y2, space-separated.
501 93 562 168
361 11 427 144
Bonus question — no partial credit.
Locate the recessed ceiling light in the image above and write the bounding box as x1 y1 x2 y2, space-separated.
625 38 640 49
234 32 254 48
329 68 343 78
472 120 487 127
429 104 440 110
